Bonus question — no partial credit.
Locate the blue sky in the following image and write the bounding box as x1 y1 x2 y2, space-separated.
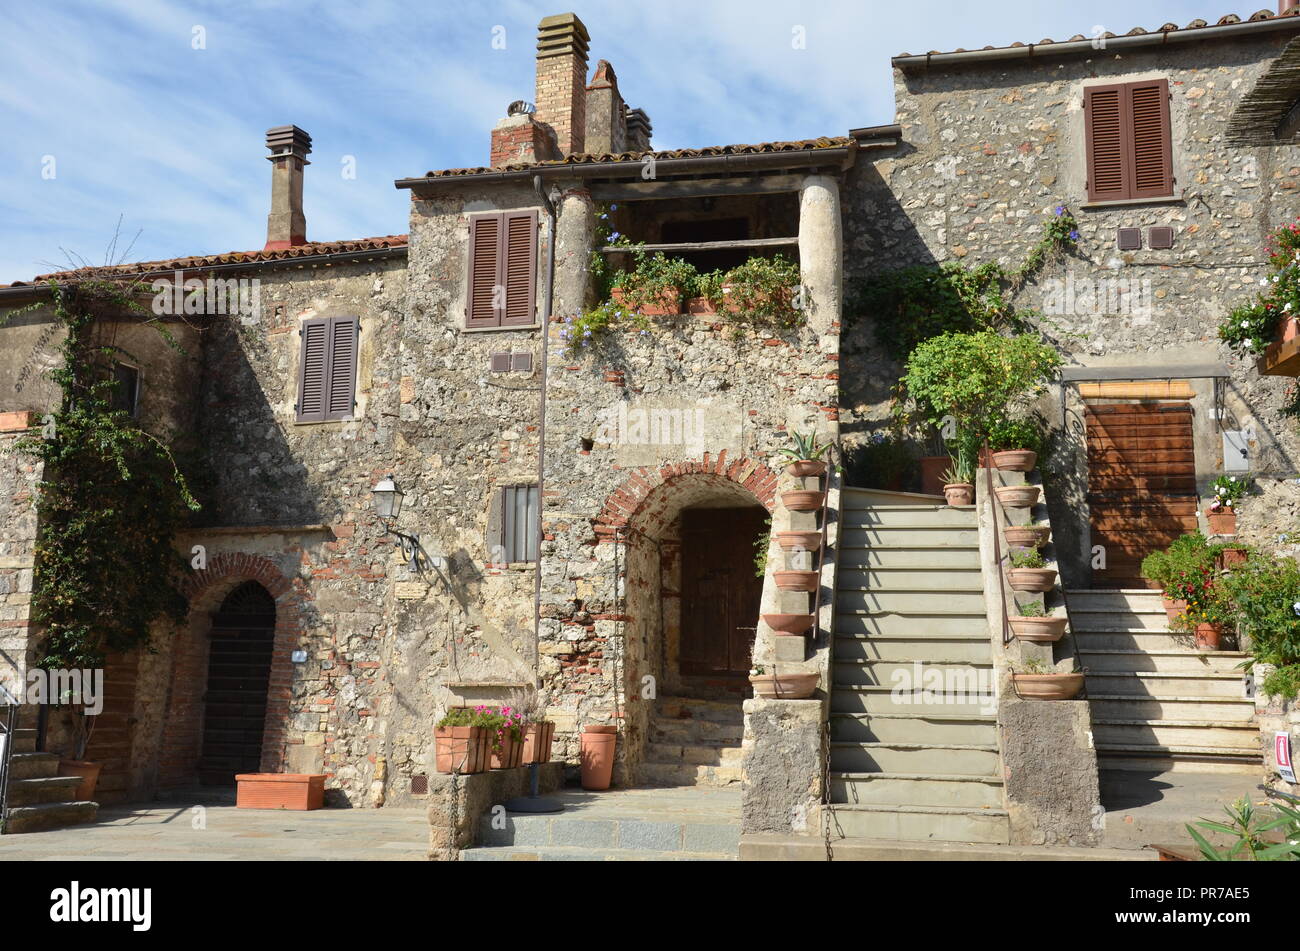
0 0 1254 282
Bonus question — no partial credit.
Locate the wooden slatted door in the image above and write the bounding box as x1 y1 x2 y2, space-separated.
679 508 768 677
1086 402 1198 588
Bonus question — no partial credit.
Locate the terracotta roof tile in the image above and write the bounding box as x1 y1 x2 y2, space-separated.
3 234 408 288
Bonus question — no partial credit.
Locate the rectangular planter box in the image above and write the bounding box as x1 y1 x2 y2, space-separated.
435 725 492 774
522 721 555 764
492 733 524 769
235 773 325 810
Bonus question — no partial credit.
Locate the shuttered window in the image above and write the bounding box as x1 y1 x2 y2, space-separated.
296 315 358 422
465 210 538 329
495 485 538 563
1084 79 1173 202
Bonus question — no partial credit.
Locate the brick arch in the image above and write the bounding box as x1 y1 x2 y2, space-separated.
159 553 307 786
593 452 778 542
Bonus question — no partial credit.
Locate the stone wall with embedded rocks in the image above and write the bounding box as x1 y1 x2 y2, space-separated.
0 423 40 702
841 35 1300 583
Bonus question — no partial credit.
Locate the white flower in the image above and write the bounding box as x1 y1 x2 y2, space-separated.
1230 476 1237 481
1242 320 1250 328
1292 600 1300 618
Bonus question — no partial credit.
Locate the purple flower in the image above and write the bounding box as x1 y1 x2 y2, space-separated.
1069 230 1080 240
610 231 622 241
1054 206 1065 216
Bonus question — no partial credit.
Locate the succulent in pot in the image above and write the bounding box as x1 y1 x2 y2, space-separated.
1006 547 1057 591
1011 659 1085 700
778 430 830 477
940 451 975 507
1007 601 1068 642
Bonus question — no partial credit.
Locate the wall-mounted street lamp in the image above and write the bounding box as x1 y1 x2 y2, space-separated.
372 475 441 571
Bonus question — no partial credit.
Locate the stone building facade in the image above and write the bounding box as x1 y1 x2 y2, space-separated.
3 8 1300 840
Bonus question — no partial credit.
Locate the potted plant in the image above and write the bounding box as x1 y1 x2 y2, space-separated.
778 430 830 477
609 247 696 316
1007 547 1057 591
1004 522 1050 548
696 254 803 329
775 529 822 551
1220 553 1300 701
1206 474 1250 535
1142 533 1219 623
54 699 101 802
763 612 816 635
1217 544 1250 570
781 488 826 511
994 483 1040 508
434 708 493 774
748 664 819 699
941 447 975 507
479 705 526 769
773 569 819 592
1008 601 1068 642
1011 658 1085 700
988 416 1043 472
580 724 617 790
1174 581 1236 651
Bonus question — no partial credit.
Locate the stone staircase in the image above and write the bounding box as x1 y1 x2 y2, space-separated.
639 696 744 787
1069 589 1260 773
827 488 1009 845
1 705 98 834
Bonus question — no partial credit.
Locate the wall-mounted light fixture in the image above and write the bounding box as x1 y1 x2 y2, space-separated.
372 475 439 570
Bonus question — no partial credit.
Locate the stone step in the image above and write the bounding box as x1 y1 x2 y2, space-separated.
1072 630 1207 650
2 801 98 834
653 697 744 723
476 811 740 855
837 589 987 614
1092 719 1261 751
463 845 736 861
744 834 1155 861
838 567 984 589
7 728 37 754
835 612 990 637
825 804 1010 844
1077 649 1249 674
644 743 744 768
834 634 991 664
830 712 999 746
5 775 83 806
1065 590 1165 613
831 685 997 716
1084 670 1251 699
649 718 743 745
638 762 743 787
1088 695 1256 722
837 546 981 570
8 752 59 780
841 505 977 528
1068 611 1169 632
829 742 1000 776
833 659 994 688
1097 753 1262 774
841 527 981 549
830 772 1005 809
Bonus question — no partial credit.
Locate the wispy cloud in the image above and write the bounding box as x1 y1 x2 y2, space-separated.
0 0 1240 282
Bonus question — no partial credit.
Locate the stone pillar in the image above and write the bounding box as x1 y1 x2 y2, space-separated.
264 125 311 250
534 13 589 157
584 60 625 155
797 175 842 336
741 698 823 835
551 185 596 319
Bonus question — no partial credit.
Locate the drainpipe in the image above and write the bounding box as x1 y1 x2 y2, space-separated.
532 175 557 675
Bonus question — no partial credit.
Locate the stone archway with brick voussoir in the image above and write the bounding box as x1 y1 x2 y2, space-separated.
158 553 306 790
594 456 777 789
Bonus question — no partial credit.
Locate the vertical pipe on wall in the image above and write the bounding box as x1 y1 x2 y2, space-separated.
532 176 556 680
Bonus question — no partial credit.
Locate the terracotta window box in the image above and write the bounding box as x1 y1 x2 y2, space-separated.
236 773 326 810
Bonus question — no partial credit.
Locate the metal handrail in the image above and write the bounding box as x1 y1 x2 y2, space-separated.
0 700 16 829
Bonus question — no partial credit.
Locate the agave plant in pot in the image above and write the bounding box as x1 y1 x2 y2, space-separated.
940 445 976 507
1007 600 1068 642
1011 658 1085 700
1007 547 1057 591
778 430 830 477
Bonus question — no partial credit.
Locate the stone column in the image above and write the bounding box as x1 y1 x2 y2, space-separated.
797 175 842 336
551 185 595 320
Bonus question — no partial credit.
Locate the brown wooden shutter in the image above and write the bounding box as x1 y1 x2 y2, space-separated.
1128 79 1173 200
466 213 503 328
325 315 358 421
297 318 328 422
502 211 538 327
1085 84 1127 202
1085 79 1173 202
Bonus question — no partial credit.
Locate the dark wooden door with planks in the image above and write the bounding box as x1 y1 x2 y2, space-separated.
1086 402 1198 588
679 507 768 677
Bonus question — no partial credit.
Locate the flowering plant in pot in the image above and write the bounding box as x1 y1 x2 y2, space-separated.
609 246 696 316
1007 547 1056 591
1217 219 1300 356
1011 658 1084 700
434 708 493 774
1206 473 1251 534
1172 581 1236 651
987 415 1044 472
696 254 803 330
777 430 830 477
1007 600 1068 642
473 705 527 769
748 664 819 700
1141 532 1220 622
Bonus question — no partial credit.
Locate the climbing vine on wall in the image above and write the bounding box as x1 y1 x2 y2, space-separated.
6 280 199 669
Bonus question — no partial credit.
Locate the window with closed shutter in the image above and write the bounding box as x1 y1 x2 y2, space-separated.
1085 79 1173 202
465 210 538 329
296 315 359 422
496 484 538 563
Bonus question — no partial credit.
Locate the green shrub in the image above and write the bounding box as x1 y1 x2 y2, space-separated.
1009 548 1046 569
1221 554 1300 698
699 254 803 329
843 431 914 489
987 415 1044 455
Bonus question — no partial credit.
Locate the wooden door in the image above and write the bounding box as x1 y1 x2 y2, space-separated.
1086 402 1198 588
679 508 768 676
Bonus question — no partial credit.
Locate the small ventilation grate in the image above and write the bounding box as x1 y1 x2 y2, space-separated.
410 774 428 795
1148 226 1174 249
1116 227 1142 251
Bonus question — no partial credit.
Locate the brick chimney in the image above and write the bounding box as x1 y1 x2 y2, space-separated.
491 102 560 167
264 125 311 250
534 13 589 156
1282 0 1299 14
584 60 626 155
625 107 653 152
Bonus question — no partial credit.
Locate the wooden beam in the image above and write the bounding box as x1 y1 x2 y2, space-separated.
599 236 798 253
588 175 805 201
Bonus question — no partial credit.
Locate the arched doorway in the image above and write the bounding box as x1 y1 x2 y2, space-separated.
198 581 276 785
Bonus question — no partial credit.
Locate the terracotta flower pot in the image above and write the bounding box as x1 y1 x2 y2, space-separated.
943 482 974 506
1008 615 1068 642
435 725 492 774
235 773 325 810
994 484 1040 508
763 612 815 635
1162 597 1188 622
749 672 819 700
785 459 827 477
1194 623 1224 651
775 530 822 552
57 759 102 802
1007 567 1057 591
1012 672 1085 700
1216 547 1248 570
611 286 681 316
1206 510 1237 535
920 456 949 496
781 490 825 511
685 296 715 315
992 449 1038 472
522 721 555 764
1003 525 1050 548
1284 315 1299 343
492 732 525 769
580 725 617 790
773 570 819 592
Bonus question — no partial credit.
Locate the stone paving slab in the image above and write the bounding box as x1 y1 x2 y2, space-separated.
0 803 429 861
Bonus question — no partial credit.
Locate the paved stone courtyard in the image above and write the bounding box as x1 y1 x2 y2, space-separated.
0 801 429 861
